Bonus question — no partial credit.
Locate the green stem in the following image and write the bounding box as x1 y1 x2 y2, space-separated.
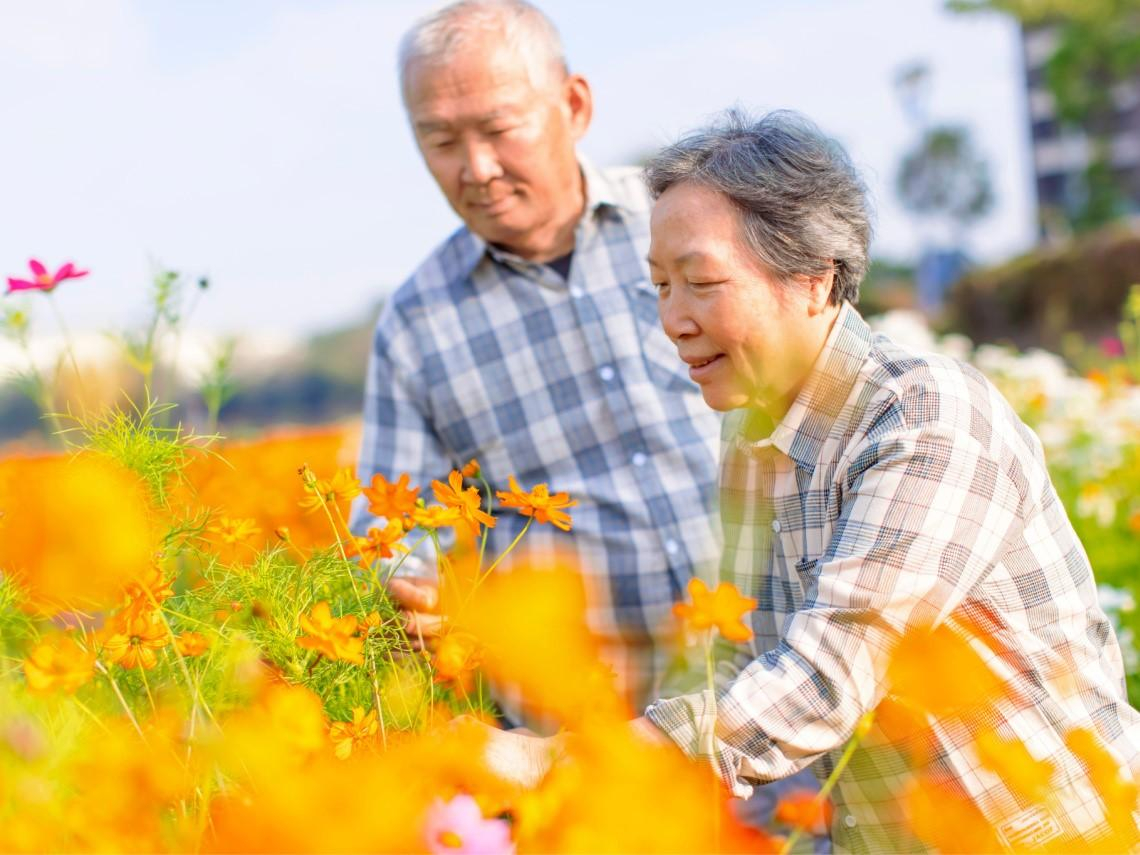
778 710 875 855
46 293 82 386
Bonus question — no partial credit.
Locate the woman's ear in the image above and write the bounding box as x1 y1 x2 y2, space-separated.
798 266 834 316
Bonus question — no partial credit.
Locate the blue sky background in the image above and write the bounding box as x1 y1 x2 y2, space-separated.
0 0 1033 336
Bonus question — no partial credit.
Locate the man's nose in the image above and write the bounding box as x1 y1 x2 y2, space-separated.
460 139 503 186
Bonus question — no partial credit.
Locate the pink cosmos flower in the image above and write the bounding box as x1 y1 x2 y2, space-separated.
1100 336 1126 359
6 259 89 295
423 794 514 855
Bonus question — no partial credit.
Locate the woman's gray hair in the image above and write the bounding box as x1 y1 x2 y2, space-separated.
398 0 568 101
644 109 873 305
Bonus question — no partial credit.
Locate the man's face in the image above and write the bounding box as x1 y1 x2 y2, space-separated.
404 43 590 258
649 181 820 413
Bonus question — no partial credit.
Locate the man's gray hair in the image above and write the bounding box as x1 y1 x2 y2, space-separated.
398 0 568 102
645 109 873 305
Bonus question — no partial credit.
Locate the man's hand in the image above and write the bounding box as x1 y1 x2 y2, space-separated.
386 577 443 651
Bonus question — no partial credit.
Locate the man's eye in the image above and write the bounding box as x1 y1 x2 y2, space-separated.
431 138 456 149
652 281 668 291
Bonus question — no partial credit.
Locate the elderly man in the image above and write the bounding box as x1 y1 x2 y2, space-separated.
352 0 722 728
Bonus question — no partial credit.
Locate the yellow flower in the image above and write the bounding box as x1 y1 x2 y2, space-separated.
411 504 462 530
296 601 364 665
298 467 361 514
349 518 408 564
101 608 171 670
1066 728 1140 842
672 578 756 642
496 476 578 531
208 516 262 544
328 706 379 759
432 470 496 537
174 631 210 657
23 635 96 694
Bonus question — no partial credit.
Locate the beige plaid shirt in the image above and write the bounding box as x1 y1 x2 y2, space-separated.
646 303 1140 852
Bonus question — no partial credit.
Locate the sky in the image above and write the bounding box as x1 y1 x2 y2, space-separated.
0 0 1035 338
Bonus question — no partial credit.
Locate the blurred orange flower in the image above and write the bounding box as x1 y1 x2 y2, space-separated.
673 578 756 642
887 623 1004 718
208 516 262 544
174 631 210 657
496 476 577 531
773 789 832 836
23 635 96 694
1065 727 1140 841
362 472 420 522
297 601 364 665
0 453 160 614
433 470 496 537
101 608 171 670
329 706 380 760
349 518 408 564
461 459 481 479
432 631 482 686
299 467 361 514
974 728 1055 801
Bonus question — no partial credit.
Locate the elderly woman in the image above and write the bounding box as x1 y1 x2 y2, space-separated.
487 110 1140 852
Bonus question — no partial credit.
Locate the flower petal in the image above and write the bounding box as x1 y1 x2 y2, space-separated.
28 259 47 277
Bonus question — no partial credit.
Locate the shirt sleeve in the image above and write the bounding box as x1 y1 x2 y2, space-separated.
350 300 453 573
645 423 1026 796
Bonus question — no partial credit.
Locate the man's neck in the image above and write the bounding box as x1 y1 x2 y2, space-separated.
497 171 587 263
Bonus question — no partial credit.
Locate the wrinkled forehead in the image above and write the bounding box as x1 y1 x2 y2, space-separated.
403 39 560 116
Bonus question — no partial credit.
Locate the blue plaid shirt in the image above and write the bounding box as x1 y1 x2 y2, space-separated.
353 161 722 723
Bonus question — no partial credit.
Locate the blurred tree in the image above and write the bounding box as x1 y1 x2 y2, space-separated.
896 125 996 243
949 0 1140 232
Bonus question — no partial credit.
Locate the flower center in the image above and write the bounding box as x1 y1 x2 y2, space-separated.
437 830 464 849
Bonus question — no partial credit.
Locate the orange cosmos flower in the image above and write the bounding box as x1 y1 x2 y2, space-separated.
773 790 832 836
432 470 496 537
362 472 420 521
886 623 1005 718
23 636 96 694
349 518 408 564
298 467 361 514
208 516 262 544
174 631 210 657
974 728 1055 801
461 459 481 479
496 476 578 532
1065 727 1140 840
673 578 756 642
123 562 175 607
411 504 463 530
101 608 171 670
432 631 483 685
329 706 380 760
296 601 364 665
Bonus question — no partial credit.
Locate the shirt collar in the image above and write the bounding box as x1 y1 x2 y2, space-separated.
737 301 872 472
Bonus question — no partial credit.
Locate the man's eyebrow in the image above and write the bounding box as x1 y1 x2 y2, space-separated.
414 119 453 134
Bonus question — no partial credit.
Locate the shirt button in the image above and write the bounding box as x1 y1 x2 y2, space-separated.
771 519 781 533
631 452 648 468
665 539 680 556
569 285 585 299
599 365 615 382
845 814 857 828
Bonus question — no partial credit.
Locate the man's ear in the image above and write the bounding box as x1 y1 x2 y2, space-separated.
562 73 593 142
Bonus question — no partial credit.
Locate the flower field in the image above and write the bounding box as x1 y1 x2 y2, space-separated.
2 264 1139 851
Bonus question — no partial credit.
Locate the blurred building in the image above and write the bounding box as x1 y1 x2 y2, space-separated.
1022 24 1140 237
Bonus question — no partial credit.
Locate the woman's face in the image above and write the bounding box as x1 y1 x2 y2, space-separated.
648 181 824 414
